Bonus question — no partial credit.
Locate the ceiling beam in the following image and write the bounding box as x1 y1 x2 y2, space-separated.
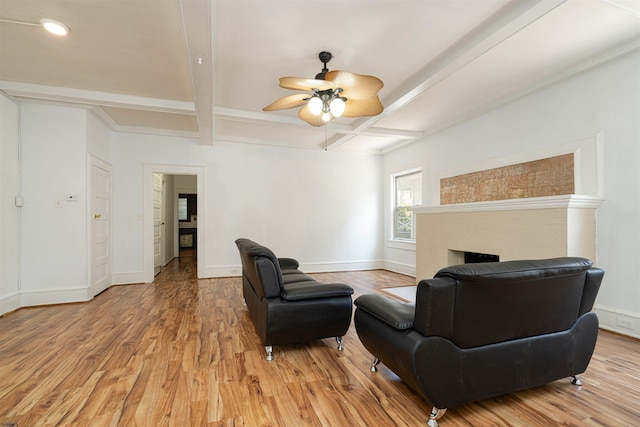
180 0 215 145
214 106 423 141
325 0 568 151
0 81 196 114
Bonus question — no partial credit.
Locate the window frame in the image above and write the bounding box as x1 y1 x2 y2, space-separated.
391 168 423 243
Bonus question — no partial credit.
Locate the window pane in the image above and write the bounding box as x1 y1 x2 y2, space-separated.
396 206 413 238
178 198 188 221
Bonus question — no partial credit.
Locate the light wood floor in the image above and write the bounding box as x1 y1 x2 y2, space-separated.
1 255 639 426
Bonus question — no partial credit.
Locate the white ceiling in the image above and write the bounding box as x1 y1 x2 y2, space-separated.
1 0 639 153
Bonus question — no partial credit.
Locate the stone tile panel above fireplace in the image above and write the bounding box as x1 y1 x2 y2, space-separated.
440 153 574 204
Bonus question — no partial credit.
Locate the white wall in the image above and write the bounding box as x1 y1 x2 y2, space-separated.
0 102 111 314
383 50 640 337
0 94 21 314
175 174 197 193
86 110 111 162
110 134 383 282
19 103 91 305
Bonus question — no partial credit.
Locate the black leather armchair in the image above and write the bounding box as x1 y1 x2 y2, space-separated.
235 238 354 360
354 257 604 426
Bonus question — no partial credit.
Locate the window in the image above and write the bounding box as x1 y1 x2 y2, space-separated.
393 170 422 240
178 194 197 222
178 198 188 221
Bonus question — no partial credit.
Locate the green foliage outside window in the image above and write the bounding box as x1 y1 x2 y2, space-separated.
395 206 413 239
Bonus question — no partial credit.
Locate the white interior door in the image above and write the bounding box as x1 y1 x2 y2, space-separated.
153 173 163 276
161 176 167 265
90 157 112 296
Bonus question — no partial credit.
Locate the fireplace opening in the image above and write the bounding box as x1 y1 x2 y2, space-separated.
464 251 500 263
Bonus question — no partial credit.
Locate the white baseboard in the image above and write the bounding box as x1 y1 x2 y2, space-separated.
204 265 242 277
382 261 416 278
205 260 385 278
112 271 147 285
0 292 21 316
595 304 640 339
300 260 384 273
20 286 91 308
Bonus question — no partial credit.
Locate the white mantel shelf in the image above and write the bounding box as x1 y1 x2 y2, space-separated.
413 195 603 214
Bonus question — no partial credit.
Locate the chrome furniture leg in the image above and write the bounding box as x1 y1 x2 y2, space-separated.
370 357 380 372
571 375 582 386
336 336 344 351
427 407 447 427
265 345 274 361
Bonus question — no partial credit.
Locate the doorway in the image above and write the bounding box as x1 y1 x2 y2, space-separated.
143 164 204 283
153 174 197 275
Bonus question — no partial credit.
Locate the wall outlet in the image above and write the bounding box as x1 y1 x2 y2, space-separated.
616 317 636 330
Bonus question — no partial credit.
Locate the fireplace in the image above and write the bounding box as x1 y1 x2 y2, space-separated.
464 251 499 263
413 195 602 280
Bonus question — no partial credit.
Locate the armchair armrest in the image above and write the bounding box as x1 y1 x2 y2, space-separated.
281 282 353 301
278 257 299 270
354 294 415 330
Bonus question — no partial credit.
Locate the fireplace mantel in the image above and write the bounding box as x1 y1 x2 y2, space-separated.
414 194 603 214
414 195 603 280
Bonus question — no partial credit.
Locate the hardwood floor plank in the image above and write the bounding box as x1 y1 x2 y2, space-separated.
1 256 639 426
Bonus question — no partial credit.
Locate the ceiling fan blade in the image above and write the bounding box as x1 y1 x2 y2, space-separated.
279 77 336 91
298 105 327 127
342 97 384 118
263 94 309 111
325 70 383 99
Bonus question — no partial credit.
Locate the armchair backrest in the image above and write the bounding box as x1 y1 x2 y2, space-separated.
414 257 603 348
235 238 283 299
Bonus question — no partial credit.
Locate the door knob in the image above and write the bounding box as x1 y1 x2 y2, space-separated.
94 214 101 219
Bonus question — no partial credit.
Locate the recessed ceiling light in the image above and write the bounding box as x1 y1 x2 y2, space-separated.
40 19 70 36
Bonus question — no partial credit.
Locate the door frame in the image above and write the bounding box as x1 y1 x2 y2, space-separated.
143 163 205 283
153 172 164 276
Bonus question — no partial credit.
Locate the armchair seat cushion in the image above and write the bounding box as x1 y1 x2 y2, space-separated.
281 272 316 284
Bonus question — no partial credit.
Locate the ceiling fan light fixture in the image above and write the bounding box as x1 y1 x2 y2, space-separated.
40 19 70 36
329 97 345 118
308 96 323 116
263 51 383 128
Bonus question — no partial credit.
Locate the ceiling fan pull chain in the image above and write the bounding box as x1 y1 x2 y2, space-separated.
324 125 328 151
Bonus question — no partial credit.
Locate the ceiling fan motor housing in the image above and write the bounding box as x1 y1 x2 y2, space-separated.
318 51 332 64
315 51 333 80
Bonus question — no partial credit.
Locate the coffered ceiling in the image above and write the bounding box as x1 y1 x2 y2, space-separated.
1 0 638 153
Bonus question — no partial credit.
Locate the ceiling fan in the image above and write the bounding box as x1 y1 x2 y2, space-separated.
263 51 384 127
